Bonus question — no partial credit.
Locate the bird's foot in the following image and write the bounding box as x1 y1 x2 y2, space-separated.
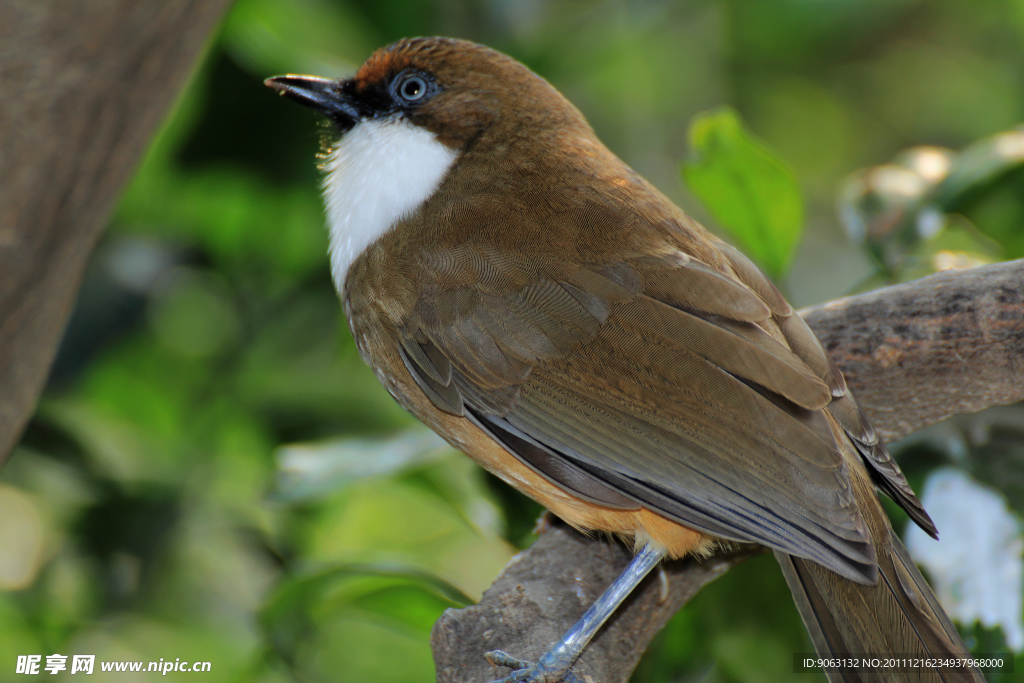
483 650 583 683
481 546 668 683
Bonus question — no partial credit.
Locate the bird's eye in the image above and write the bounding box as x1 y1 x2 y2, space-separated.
397 75 428 102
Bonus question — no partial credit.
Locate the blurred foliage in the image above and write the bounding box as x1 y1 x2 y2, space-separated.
683 108 803 279
3 0 1024 682
838 128 1024 285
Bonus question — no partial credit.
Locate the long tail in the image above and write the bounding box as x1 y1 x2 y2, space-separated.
776 468 986 683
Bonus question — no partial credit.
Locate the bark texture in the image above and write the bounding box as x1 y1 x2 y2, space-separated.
0 0 231 463
802 259 1024 443
432 259 1024 683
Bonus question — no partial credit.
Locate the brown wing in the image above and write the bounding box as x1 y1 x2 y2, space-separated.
397 241 933 582
707 244 936 538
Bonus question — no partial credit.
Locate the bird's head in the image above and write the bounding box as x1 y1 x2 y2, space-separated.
265 37 597 288
266 36 587 154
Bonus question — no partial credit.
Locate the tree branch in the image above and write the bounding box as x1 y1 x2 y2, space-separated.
0 0 231 464
801 259 1024 443
431 259 1024 683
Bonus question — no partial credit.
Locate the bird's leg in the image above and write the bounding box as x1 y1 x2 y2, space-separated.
484 543 668 683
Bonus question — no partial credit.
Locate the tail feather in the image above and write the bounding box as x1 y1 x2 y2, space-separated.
777 499 985 682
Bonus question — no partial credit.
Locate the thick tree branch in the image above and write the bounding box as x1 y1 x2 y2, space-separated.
0 0 231 463
431 259 1024 683
801 259 1024 443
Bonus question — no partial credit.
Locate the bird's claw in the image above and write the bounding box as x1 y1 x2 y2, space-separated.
484 650 533 682
484 650 529 670
483 650 583 683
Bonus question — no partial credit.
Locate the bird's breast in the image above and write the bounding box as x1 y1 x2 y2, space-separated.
322 117 458 293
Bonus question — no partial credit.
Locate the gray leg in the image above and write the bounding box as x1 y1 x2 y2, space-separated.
484 543 668 683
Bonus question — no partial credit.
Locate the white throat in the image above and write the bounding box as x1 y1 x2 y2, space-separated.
321 117 458 291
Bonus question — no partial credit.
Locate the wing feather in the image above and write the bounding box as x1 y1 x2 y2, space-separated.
397 244 929 580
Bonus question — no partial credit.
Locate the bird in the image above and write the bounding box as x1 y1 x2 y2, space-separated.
265 37 985 683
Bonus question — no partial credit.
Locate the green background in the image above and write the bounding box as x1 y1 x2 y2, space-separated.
2 0 1024 681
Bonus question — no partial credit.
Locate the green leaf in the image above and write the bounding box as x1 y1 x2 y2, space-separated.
682 108 804 279
259 562 473 663
933 127 1024 209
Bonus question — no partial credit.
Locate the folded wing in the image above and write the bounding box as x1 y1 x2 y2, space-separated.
397 241 934 582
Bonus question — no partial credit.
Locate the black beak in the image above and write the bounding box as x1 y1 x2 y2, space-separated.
264 75 360 127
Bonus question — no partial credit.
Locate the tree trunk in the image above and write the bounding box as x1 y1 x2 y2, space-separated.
0 0 232 463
